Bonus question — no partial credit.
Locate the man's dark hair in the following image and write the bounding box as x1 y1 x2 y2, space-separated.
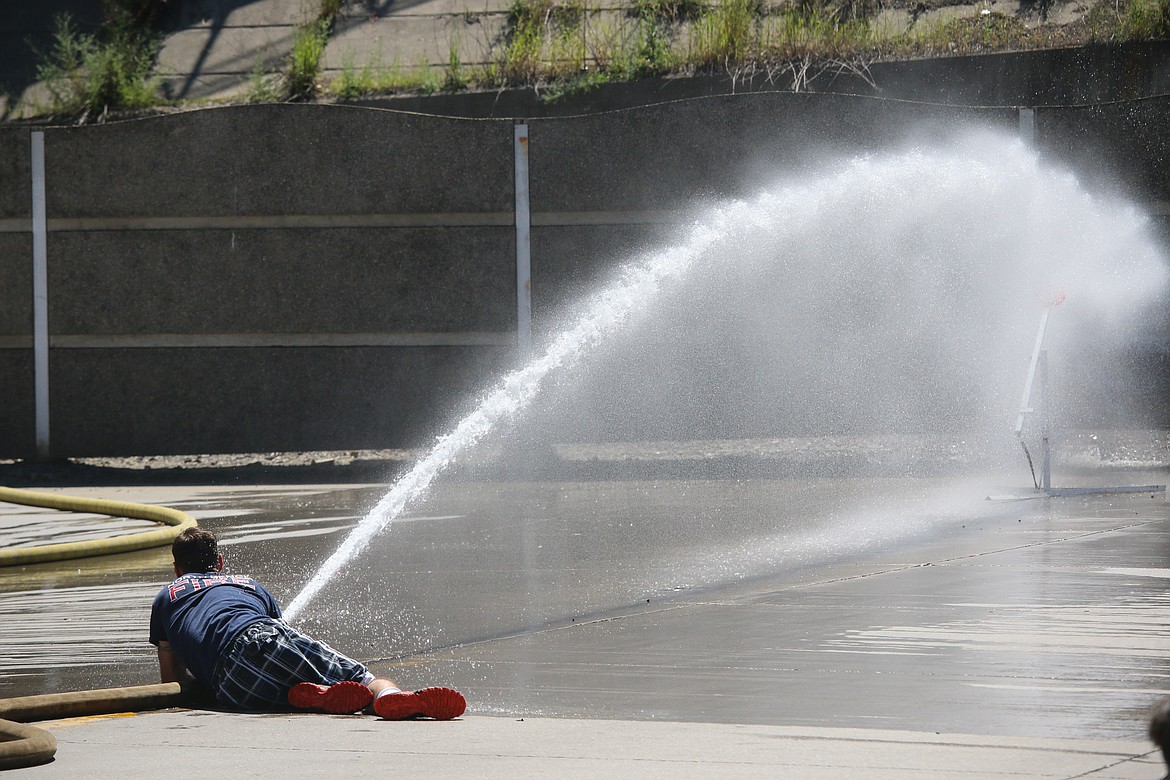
1150 697 1170 773
172 527 219 573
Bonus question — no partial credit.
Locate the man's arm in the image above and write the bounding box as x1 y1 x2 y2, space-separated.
157 641 192 684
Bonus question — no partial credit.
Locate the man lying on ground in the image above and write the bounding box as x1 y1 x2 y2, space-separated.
149 526 465 720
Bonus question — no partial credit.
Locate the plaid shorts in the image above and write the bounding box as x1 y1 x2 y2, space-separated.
212 618 373 710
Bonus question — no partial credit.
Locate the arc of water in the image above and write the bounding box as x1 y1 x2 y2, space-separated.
283 136 1169 622
283 220 729 621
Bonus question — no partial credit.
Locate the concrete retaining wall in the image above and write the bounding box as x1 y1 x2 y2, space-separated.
2 50 1170 457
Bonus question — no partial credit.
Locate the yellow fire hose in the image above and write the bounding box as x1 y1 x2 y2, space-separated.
0 486 197 567
0 488 200 767
0 683 197 770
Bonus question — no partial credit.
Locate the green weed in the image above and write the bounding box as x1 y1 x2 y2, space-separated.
1121 0 1170 37
288 18 330 97
35 8 160 121
247 57 284 101
1081 0 1123 37
286 0 350 98
332 51 379 97
611 16 673 77
633 0 707 22
320 0 346 20
539 67 613 101
499 0 593 82
328 50 446 97
908 11 1031 54
689 0 759 67
758 6 872 59
444 41 472 90
502 0 554 81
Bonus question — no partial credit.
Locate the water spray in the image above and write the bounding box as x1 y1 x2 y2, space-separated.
285 134 1168 617
282 219 729 621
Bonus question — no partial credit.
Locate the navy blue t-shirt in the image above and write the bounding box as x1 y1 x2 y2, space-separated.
149 573 282 687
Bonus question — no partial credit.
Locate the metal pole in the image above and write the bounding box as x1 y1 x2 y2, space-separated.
514 123 532 359
30 131 50 460
1014 308 1050 436
1039 349 1051 492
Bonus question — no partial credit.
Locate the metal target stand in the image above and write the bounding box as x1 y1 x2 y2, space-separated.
989 297 1165 501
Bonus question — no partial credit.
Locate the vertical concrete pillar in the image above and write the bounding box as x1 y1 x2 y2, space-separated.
30 131 50 460
1019 107 1035 146
514 123 532 359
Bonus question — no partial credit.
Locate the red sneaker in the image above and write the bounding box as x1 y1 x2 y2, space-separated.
288 681 374 714
373 687 466 720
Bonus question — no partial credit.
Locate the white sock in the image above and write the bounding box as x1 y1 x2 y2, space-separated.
375 687 403 698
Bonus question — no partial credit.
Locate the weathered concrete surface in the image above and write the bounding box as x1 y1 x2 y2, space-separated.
152 0 309 101
45 345 514 455
0 352 34 455
1 88 1169 457
156 15 302 101
527 93 1017 212
0 104 519 457
43 105 514 217
0 127 31 221
1038 99 1170 202
1 472 1169 776
322 11 511 76
46 228 516 334
0 234 32 338
21 713 1163 779
3 473 1170 729
0 502 162 549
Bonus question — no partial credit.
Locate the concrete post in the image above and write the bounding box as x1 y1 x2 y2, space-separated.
514 123 532 359
1019 108 1035 146
30 131 49 460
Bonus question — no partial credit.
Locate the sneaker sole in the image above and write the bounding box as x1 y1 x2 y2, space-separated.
374 687 466 720
288 681 374 714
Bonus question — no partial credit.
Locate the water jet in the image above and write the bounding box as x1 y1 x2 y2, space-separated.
285 130 1167 623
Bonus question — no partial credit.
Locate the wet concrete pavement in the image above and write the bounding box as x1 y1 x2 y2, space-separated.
2 469 1170 776
14 711 1163 778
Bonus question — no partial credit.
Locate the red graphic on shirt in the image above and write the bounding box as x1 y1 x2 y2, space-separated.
167 574 257 601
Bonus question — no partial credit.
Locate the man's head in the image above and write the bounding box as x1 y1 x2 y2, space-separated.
171 527 222 575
